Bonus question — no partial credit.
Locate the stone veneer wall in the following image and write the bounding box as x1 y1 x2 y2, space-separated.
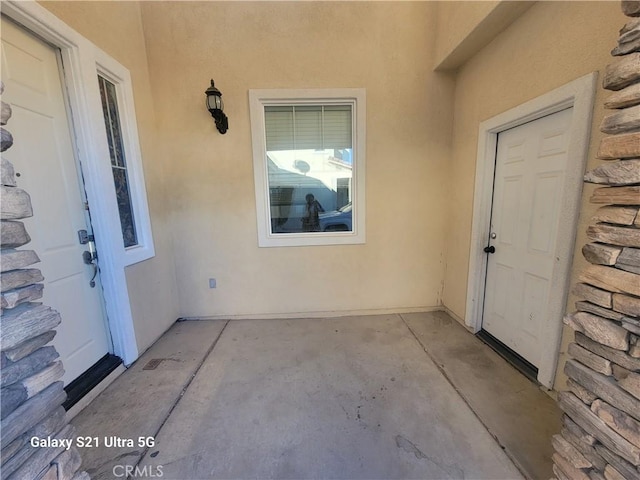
0 82 88 479
552 2 640 480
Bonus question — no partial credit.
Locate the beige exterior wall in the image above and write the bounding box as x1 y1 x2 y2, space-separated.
38 1 180 352
140 1 454 318
33 1 628 391
441 1 627 389
434 0 500 67
433 1 534 71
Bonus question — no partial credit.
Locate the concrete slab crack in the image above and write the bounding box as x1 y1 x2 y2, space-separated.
130 320 230 477
395 434 465 478
398 313 526 479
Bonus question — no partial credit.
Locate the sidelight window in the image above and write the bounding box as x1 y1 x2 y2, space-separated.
98 75 137 248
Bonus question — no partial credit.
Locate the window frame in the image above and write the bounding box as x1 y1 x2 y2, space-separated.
249 89 366 247
95 52 155 265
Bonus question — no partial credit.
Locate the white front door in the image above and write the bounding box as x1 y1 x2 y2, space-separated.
1 17 111 385
482 107 573 368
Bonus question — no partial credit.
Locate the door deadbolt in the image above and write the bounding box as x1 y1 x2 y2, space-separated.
78 229 95 245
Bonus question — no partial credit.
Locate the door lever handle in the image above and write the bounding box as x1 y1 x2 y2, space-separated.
82 250 98 288
484 245 495 254
82 250 97 264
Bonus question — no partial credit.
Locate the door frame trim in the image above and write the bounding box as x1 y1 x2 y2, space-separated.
465 73 597 388
2 1 139 365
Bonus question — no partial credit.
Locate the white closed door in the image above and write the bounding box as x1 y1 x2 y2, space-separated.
482 108 573 367
2 17 111 384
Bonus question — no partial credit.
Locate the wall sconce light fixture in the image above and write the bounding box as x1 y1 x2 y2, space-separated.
205 79 228 134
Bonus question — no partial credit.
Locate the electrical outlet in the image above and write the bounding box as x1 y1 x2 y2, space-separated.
209 278 217 288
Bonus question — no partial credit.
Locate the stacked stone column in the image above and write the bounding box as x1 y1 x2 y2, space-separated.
553 2 640 480
0 83 88 479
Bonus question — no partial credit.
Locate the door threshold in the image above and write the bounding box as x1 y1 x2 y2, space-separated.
476 330 539 384
63 353 122 411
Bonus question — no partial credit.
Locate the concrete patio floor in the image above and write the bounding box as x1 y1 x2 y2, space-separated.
69 312 560 480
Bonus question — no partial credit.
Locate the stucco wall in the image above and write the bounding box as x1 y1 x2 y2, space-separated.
434 0 500 67
140 1 453 318
28 1 626 392
38 1 180 353
433 1 534 71
441 1 627 389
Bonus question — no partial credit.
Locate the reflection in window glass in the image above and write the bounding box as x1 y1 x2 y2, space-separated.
265 104 353 234
98 75 138 248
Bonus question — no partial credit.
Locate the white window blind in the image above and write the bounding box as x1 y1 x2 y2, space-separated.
265 105 352 151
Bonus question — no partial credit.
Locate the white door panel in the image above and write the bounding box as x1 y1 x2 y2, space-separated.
2 17 111 384
483 108 573 367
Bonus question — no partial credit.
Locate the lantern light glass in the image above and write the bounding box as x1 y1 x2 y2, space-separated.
205 79 228 134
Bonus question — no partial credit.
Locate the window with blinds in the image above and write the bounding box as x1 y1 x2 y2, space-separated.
250 89 366 247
